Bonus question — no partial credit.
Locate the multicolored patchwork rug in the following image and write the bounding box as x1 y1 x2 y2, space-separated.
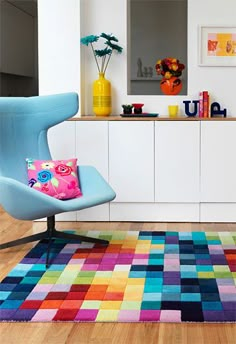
0 231 236 322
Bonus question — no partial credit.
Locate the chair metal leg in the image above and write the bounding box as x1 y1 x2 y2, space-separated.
0 231 49 250
54 230 109 245
0 215 109 267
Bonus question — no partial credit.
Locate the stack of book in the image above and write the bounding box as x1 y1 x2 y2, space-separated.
199 91 210 118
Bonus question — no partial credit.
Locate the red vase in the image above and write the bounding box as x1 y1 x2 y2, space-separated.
160 76 182 95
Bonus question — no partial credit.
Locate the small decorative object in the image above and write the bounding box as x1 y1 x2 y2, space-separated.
148 67 153 77
168 105 179 118
143 67 148 77
81 33 123 116
132 103 144 114
137 58 143 77
183 100 199 117
122 104 133 114
155 57 185 95
210 102 227 117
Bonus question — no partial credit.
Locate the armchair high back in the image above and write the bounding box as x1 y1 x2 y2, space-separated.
0 93 116 266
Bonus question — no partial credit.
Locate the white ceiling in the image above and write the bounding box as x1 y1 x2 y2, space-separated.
7 0 37 17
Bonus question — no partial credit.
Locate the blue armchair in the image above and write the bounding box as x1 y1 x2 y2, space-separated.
0 93 116 266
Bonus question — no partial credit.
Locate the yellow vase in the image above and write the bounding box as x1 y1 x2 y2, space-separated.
93 72 111 116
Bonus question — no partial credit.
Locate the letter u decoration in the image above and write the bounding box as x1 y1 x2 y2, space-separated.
93 73 112 116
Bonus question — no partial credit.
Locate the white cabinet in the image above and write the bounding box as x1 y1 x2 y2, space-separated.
76 121 109 221
0 1 35 76
155 121 200 202
76 121 109 181
201 121 236 202
48 119 236 223
48 121 76 159
109 121 154 202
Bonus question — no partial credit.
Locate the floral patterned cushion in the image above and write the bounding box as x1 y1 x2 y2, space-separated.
26 158 82 200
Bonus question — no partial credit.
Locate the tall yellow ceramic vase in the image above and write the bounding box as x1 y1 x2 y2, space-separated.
93 72 111 116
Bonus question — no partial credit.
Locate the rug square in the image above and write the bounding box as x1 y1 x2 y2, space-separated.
202 301 223 311
26 291 48 300
162 293 181 301
123 290 143 301
9 309 37 321
144 284 162 293
95 271 113 278
143 293 162 301
73 277 94 285
40 299 63 309
50 284 71 292
127 278 145 286
140 310 160 321
66 261 83 268
75 309 99 321
181 293 201 302
141 301 161 310
88 284 107 292
113 265 131 272
0 291 11 300
84 291 106 301
103 292 124 301
38 277 59 284
220 293 236 301
45 291 68 300
65 291 86 300
80 301 101 309
96 309 119 321
111 272 129 280
216 278 235 286
43 271 62 278
109 279 127 288
100 301 122 310
218 285 236 294
0 299 23 309
53 308 78 321
81 264 99 271
118 310 140 322
162 285 181 293
120 301 141 310
133 259 149 265
164 266 180 272
0 309 18 320
20 300 42 309
160 310 181 322
181 272 198 278
32 284 53 292
60 300 83 309
92 277 111 285
106 285 126 293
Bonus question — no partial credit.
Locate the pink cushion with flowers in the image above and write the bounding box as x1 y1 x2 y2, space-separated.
26 158 82 200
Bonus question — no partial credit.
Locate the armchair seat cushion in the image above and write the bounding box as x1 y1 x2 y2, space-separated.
26 158 82 200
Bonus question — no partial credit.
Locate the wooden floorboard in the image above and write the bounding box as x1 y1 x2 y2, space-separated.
0 208 235 344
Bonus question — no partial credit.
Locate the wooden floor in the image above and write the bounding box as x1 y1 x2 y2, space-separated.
0 208 235 344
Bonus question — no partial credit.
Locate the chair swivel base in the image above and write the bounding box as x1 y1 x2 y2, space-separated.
0 215 109 267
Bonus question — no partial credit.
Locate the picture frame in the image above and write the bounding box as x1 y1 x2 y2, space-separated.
198 25 236 66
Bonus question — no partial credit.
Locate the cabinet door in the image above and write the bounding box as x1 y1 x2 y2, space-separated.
155 121 200 202
48 121 76 159
76 121 108 181
76 121 109 221
109 121 154 202
201 121 236 202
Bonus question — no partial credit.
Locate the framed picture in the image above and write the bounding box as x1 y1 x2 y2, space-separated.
199 25 236 66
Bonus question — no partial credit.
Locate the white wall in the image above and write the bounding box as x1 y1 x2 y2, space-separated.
38 0 236 117
38 0 81 113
